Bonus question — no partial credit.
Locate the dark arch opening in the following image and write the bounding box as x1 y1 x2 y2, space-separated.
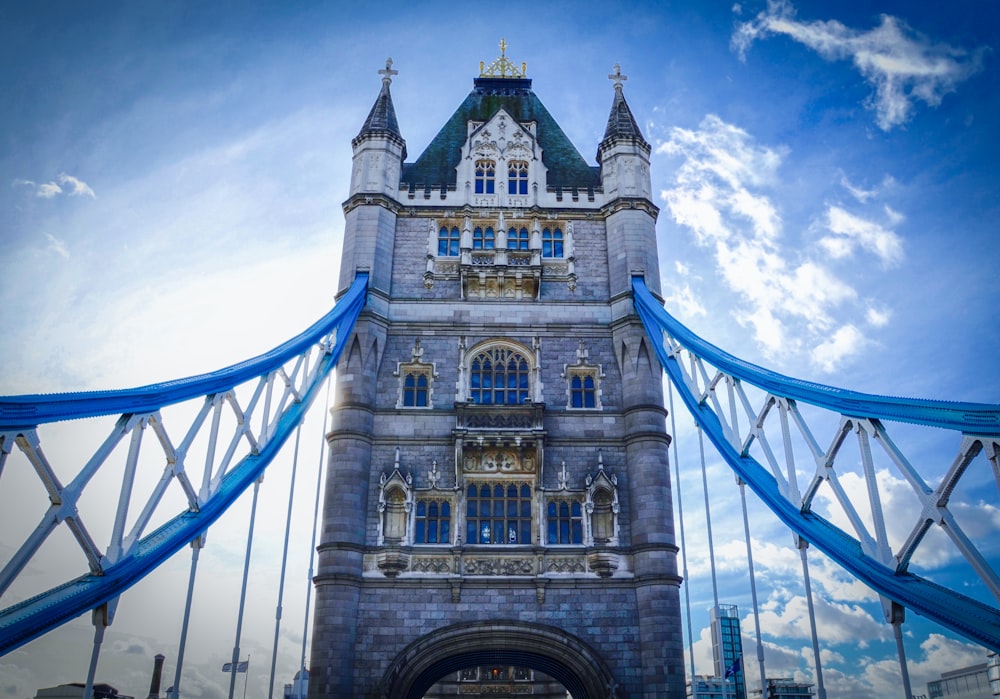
382 620 616 699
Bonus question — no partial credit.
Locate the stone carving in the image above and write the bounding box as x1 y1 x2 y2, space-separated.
411 557 452 574
464 558 535 576
546 557 586 574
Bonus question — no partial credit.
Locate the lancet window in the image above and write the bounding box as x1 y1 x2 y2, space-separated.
472 226 495 250
507 226 530 250
474 160 496 194
507 160 528 195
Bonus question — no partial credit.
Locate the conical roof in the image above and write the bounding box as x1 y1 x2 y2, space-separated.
354 59 406 158
600 66 649 151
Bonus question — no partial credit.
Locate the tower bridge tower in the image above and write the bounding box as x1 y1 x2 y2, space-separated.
309 46 685 698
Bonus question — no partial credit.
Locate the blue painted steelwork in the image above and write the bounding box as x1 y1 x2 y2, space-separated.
632 276 1000 652
0 274 368 655
0 276 367 430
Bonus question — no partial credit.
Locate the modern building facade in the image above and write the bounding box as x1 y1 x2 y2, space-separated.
307 43 685 698
927 662 996 699
711 604 746 699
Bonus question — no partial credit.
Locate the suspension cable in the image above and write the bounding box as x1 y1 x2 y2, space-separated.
228 475 263 699
668 381 696 682
300 374 332 680
269 423 303 698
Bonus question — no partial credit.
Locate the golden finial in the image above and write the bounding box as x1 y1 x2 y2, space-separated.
479 38 527 79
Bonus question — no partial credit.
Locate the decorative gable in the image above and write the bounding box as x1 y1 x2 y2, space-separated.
459 108 545 208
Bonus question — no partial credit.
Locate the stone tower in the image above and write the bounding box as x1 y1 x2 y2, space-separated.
309 47 685 698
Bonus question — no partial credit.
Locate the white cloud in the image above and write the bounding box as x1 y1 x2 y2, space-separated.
36 182 62 199
664 282 707 318
57 173 96 198
657 115 885 369
865 305 891 327
821 206 904 266
732 1 987 130
811 323 866 371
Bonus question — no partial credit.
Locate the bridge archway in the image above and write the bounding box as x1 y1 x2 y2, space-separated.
381 620 618 698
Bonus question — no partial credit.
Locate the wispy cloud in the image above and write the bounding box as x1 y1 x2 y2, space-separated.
732 0 988 130
820 205 903 267
43 233 70 259
57 173 96 198
657 114 885 371
11 173 95 199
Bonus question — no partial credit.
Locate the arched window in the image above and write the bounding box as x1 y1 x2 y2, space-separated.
403 372 429 407
547 500 583 544
507 161 528 195
472 226 495 250
466 482 532 544
468 344 530 405
542 227 564 258
438 226 460 256
507 227 529 250
414 500 451 544
475 160 495 194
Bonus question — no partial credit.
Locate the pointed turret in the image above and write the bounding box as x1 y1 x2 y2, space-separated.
349 58 407 198
598 64 660 299
600 65 648 149
597 64 652 201
340 58 407 294
353 59 406 154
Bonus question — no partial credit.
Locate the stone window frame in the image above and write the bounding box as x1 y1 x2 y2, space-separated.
394 339 438 409
458 337 542 406
562 342 604 411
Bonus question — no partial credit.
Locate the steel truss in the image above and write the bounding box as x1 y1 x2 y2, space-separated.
0 274 368 655
632 276 1000 652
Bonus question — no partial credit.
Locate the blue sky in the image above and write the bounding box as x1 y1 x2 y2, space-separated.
1 1 999 697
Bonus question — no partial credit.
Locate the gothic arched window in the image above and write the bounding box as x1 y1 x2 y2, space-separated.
472 226 495 250
466 482 532 544
507 227 529 250
542 227 564 258
468 344 530 405
508 160 528 195
475 160 495 194
438 226 460 256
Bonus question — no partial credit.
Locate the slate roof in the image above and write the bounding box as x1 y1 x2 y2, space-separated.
401 77 600 191
354 79 407 158
601 84 648 149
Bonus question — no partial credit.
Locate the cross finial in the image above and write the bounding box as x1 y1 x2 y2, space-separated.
608 63 627 90
499 38 507 56
379 57 398 85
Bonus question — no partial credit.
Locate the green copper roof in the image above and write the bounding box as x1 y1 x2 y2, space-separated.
401 77 600 191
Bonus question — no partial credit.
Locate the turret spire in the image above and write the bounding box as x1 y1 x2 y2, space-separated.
355 57 405 153
601 63 648 148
